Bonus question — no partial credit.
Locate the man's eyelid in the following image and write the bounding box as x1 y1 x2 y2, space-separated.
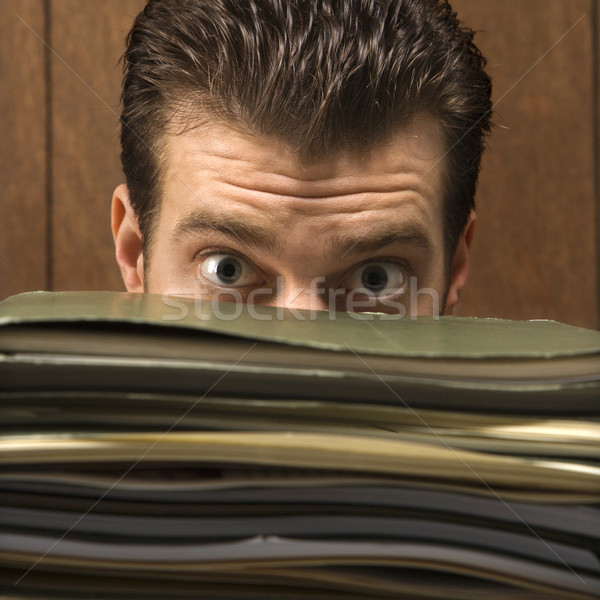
340 256 414 280
195 247 260 271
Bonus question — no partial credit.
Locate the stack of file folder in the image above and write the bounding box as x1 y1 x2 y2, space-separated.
0 291 599 599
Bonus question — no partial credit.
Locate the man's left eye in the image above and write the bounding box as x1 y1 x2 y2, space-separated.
342 261 407 296
199 253 263 287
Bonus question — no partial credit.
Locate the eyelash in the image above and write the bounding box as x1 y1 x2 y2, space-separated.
195 247 254 266
346 256 414 278
195 248 414 271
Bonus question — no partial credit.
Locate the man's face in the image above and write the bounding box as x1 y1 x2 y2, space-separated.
113 117 474 316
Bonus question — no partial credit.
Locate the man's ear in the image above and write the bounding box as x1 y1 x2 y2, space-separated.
443 210 476 315
111 184 145 292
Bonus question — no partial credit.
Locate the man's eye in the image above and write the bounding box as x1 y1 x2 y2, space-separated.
343 261 407 296
199 254 262 287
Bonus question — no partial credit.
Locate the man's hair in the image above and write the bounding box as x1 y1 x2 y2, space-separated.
121 0 492 272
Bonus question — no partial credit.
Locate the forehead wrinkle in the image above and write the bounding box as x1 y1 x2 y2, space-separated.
216 177 431 201
327 223 434 259
171 209 282 254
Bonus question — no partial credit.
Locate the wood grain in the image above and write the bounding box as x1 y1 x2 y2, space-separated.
0 0 47 299
49 0 145 292
452 0 598 328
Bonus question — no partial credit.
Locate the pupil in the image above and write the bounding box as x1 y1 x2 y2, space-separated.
362 265 388 292
216 257 241 283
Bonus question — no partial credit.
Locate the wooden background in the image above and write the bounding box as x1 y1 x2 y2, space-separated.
1 0 599 329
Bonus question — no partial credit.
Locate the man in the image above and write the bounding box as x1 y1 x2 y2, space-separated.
112 0 491 316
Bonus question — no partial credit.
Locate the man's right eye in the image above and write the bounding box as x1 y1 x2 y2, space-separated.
199 253 263 287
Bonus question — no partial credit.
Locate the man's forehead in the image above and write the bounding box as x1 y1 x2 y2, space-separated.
162 115 447 198
154 117 448 266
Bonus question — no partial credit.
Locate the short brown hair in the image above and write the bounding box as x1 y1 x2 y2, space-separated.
121 0 492 269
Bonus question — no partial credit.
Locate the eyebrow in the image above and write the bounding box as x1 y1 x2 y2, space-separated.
172 209 433 260
327 224 434 259
171 210 282 253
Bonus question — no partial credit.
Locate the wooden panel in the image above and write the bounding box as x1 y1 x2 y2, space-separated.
0 0 47 299
50 0 145 291
452 0 598 329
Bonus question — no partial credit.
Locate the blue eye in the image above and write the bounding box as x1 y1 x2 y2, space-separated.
344 262 407 296
199 254 262 287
